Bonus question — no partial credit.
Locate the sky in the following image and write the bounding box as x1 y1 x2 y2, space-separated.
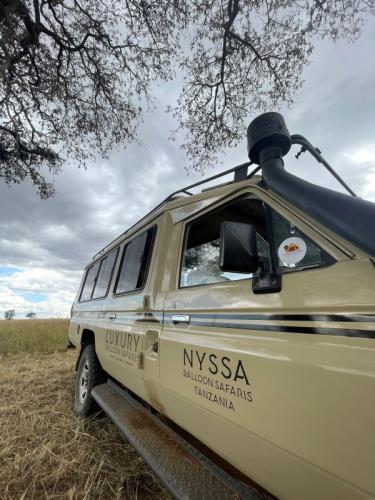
1 18 375 319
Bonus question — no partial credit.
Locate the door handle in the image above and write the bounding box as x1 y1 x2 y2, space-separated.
108 313 116 320
172 314 190 325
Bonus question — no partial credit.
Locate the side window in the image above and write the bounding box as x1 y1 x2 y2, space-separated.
115 226 156 294
271 210 334 270
79 261 100 301
179 196 335 288
180 197 269 287
92 247 118 299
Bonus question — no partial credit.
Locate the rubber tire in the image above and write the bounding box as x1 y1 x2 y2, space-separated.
74 343 106 417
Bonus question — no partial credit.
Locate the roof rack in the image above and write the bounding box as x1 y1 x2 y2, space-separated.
92 160 260 260
92 134 356 261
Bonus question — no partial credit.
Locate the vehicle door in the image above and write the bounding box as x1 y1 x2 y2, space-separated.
97 222 158 403
159 188 375 499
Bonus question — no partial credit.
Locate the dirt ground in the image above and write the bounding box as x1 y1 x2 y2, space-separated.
0 350 169 499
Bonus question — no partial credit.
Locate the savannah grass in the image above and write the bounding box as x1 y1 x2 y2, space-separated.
0 318 69 355
0 319 167 499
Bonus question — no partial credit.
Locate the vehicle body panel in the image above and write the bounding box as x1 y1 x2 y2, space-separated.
160 261 375 499
69 176 375 499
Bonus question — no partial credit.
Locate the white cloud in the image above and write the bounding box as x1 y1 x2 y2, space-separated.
0 267 80 318
348 149 375 164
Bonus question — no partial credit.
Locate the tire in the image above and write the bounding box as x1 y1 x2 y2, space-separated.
74 343 106 417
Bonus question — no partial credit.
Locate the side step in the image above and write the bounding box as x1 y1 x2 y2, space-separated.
92 380 264 500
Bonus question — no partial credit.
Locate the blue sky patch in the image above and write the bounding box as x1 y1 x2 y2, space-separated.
19 291 48 303
0 266 21 276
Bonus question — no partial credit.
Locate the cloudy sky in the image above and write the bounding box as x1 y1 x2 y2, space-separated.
1 18 375 319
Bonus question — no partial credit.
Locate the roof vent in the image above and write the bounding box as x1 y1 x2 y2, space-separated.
247 112 291 164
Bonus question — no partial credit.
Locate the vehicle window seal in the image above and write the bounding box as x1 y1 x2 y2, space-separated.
264 202 279 274
91 246 120 301
113 225 157 297
78 262 99 303
90 258 104 300
79 247 119 303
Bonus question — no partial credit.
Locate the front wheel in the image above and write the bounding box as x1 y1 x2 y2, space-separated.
74 343 106 417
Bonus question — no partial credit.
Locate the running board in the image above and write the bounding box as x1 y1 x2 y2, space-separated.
92 380 263 500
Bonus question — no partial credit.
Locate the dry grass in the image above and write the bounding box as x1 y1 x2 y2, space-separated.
0 320 168 499
0 319 69 355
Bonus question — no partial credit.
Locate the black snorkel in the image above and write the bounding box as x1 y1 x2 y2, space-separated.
247 112 375 258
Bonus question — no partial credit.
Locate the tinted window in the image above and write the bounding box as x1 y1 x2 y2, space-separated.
115 227 155 294
80 261 100 301
180 198 269 287
92 248 118 299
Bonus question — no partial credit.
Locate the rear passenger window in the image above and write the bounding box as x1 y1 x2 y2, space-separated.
92 247 118 299
115 226 156 294
80 261 100 301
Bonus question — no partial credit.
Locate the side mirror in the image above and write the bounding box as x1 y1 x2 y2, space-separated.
219 222 259 274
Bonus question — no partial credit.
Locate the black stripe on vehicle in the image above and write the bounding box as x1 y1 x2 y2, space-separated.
164 313 375 339
112 312 163 324
135 317 161 323
190 320 375 339
190 313 375 323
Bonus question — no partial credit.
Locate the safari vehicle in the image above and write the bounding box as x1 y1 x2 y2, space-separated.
68 113 375 500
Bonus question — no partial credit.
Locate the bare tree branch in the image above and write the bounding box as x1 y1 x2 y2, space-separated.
0 0 374 194
173 0 375 172
0 0 187 196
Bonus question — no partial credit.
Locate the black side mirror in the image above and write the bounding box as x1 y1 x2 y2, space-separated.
219 222 259 274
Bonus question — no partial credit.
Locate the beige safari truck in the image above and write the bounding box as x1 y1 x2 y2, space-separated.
68 113 375 500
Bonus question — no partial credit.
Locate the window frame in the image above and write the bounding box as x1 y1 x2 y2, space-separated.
178 193 336 290
79 247 119 303
178 195 264 290
91 246 120 301
79 261 100 303
269 206 336 274
113 225 157 297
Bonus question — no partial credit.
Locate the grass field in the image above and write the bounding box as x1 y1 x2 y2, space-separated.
0 318 69 355
0 319 168 499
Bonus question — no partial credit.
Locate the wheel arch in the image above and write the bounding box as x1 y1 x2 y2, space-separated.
75 328 96 371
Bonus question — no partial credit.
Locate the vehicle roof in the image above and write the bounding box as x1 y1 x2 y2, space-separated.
87 174 262 268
